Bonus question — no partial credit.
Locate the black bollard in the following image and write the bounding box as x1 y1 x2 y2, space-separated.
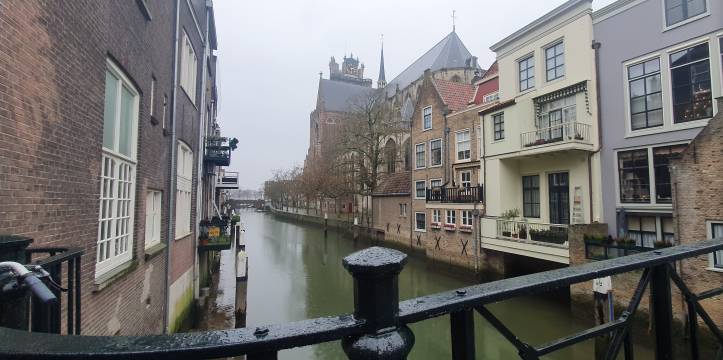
341 247 414 359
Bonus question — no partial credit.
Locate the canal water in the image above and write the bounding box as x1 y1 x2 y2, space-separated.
241 210 653 359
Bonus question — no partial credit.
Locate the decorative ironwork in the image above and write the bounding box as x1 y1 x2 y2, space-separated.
204 136 231 166
521 122 591 149
0 240 721 359
426 185 483 203
533 80 589 118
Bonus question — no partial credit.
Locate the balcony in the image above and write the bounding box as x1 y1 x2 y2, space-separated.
426 185 483 203
496 219 568 246
520 122 591 150
204 136 231 166
216 172 239 190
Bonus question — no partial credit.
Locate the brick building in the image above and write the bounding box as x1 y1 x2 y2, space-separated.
0 0 222 335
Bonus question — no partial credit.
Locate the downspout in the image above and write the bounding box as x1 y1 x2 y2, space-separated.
193 1 211 301
589 40 603 224
164 0 182 334
442 107 450 187
479 111 488 273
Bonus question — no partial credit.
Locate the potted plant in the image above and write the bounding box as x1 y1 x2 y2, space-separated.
430 222 442 230
518 225 527 240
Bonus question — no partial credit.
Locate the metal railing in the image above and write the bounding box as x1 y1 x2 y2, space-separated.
24 247 83 335
204 136 231 166
0 240 722 359
521 122 591 148
496 219 568 246
426 185 484 203
216 172 239 189
585 240 653 260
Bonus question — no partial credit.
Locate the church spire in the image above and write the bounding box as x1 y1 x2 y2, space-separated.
377 34 386 88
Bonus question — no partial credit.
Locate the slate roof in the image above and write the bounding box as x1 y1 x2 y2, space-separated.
433 79 476 112
318 79 376 112
372 171 411 196
385 31 476 96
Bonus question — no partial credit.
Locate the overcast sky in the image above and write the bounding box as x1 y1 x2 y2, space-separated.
214 0 616 190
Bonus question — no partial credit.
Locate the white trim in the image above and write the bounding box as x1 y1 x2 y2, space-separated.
661 0 711 33
414 212 427 232
455 128 472 162
414 142 426 169
145 190 162 249
422 105 433 131
414 180 427 200
429 138 443 167
706 220 723 270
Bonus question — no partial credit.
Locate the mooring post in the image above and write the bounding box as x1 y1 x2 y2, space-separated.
342 247 414 359
650 262 673 360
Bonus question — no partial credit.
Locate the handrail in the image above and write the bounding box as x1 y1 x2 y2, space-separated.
521 122 591 148
0 239 721 359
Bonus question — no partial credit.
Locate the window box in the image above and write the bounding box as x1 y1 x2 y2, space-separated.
430 222 442 230
443 223 456 231
459 225 473 233
198 217 231 251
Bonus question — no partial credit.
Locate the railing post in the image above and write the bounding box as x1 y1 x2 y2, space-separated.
650 263 673 360
342 247 414 359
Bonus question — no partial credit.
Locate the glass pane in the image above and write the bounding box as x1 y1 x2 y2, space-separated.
648 109 663 127
666 3 684 25
630 79 646 97
631 97 646 114
628 63 644 79
687 0 706 18
644 59 660 74
646 93 662 110
646 74 662 93
103 71 118 150
118 86 134 157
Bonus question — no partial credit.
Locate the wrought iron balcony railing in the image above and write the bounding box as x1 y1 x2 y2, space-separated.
204 137 231 166
426 185 483 203
0 240 721 359
521 122 591 149
496 219 568 246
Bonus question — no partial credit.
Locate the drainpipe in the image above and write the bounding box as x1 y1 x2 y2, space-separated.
442 106 450 187
164 0 182 334
479 111 488 273
192 0 211 302
589 40 603 224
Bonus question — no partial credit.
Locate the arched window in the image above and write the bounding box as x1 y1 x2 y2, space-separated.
385 138 397 173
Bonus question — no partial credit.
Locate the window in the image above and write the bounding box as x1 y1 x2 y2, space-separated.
460 171 472 189
180 31 198 103
618 149 650 203
627 215 657 248
145 191 162 249
522 175 540 218
162 94 168 129
432 209 441 223
430 139 442 166
483 92 499 104
664 0 707 27
446 210 456 225
493 113 504 141
519 55 535 91
710 222 723 269
670 42 712 123
430 179 442 189
423 106 432 130
538 95 576 141
399 203 407 217
415 143 426 169
456 130 471 160
628 58 663 130
661 216 675 243
461 210 473 226
415 212 426 231
97 62 139 277
176 141 193 239
653 144 687 203
545 41 565 81
415 180 426 199
149 76 156 117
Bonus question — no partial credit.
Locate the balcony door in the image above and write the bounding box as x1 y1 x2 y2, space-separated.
548 172 569 225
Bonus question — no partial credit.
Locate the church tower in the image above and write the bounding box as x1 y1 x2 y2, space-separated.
377 40 386 89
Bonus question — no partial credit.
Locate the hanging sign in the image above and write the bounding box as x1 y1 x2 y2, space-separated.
593 276 612 294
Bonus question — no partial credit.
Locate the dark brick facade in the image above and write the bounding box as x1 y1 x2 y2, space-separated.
0 0 214 335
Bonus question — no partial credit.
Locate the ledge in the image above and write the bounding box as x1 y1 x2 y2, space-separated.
144 242 166 262
93 260 139 293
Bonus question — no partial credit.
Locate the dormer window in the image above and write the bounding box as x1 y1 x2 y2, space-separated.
664 0 707 27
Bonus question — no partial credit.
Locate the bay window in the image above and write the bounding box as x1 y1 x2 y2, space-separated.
670 42 712 123
97 61 139 277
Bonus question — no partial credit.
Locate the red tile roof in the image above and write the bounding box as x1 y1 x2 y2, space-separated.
432 78 475 112
372 171 410 196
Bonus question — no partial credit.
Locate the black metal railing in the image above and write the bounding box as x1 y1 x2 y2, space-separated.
496 219 569 245
426 185 483 203
521 122 591 148
204 136 231 166
24 247 83 335
585 240 653 260
0 240 721 359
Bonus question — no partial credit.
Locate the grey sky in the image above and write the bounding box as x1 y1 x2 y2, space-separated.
214 0 616 190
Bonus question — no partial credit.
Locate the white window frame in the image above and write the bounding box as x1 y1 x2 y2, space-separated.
456 129 471 161
430 178 442 189
518 54 535 92
461 210 473 226
707 220 723 271
414 180 426 200
176 141 193 239
415 143 426 169
415 212 427 232
180 30 198 104
429 138 443 167
627 57 663 131
422 106 432 131
432 209 441 224
399 203 407 217
661 0 710 32
96 60 139 278
145 190 162 249
544 40 565 82
446 210 456 225
483 92 499 104
460 171 472 189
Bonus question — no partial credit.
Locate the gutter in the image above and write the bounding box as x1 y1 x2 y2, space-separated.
164 0 182 334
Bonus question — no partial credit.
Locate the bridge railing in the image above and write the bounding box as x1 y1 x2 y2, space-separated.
0 240 722 359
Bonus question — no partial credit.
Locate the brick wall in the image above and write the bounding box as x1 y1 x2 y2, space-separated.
0 0 195 335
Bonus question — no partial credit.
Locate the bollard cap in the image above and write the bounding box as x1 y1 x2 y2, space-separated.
343 247 407 277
